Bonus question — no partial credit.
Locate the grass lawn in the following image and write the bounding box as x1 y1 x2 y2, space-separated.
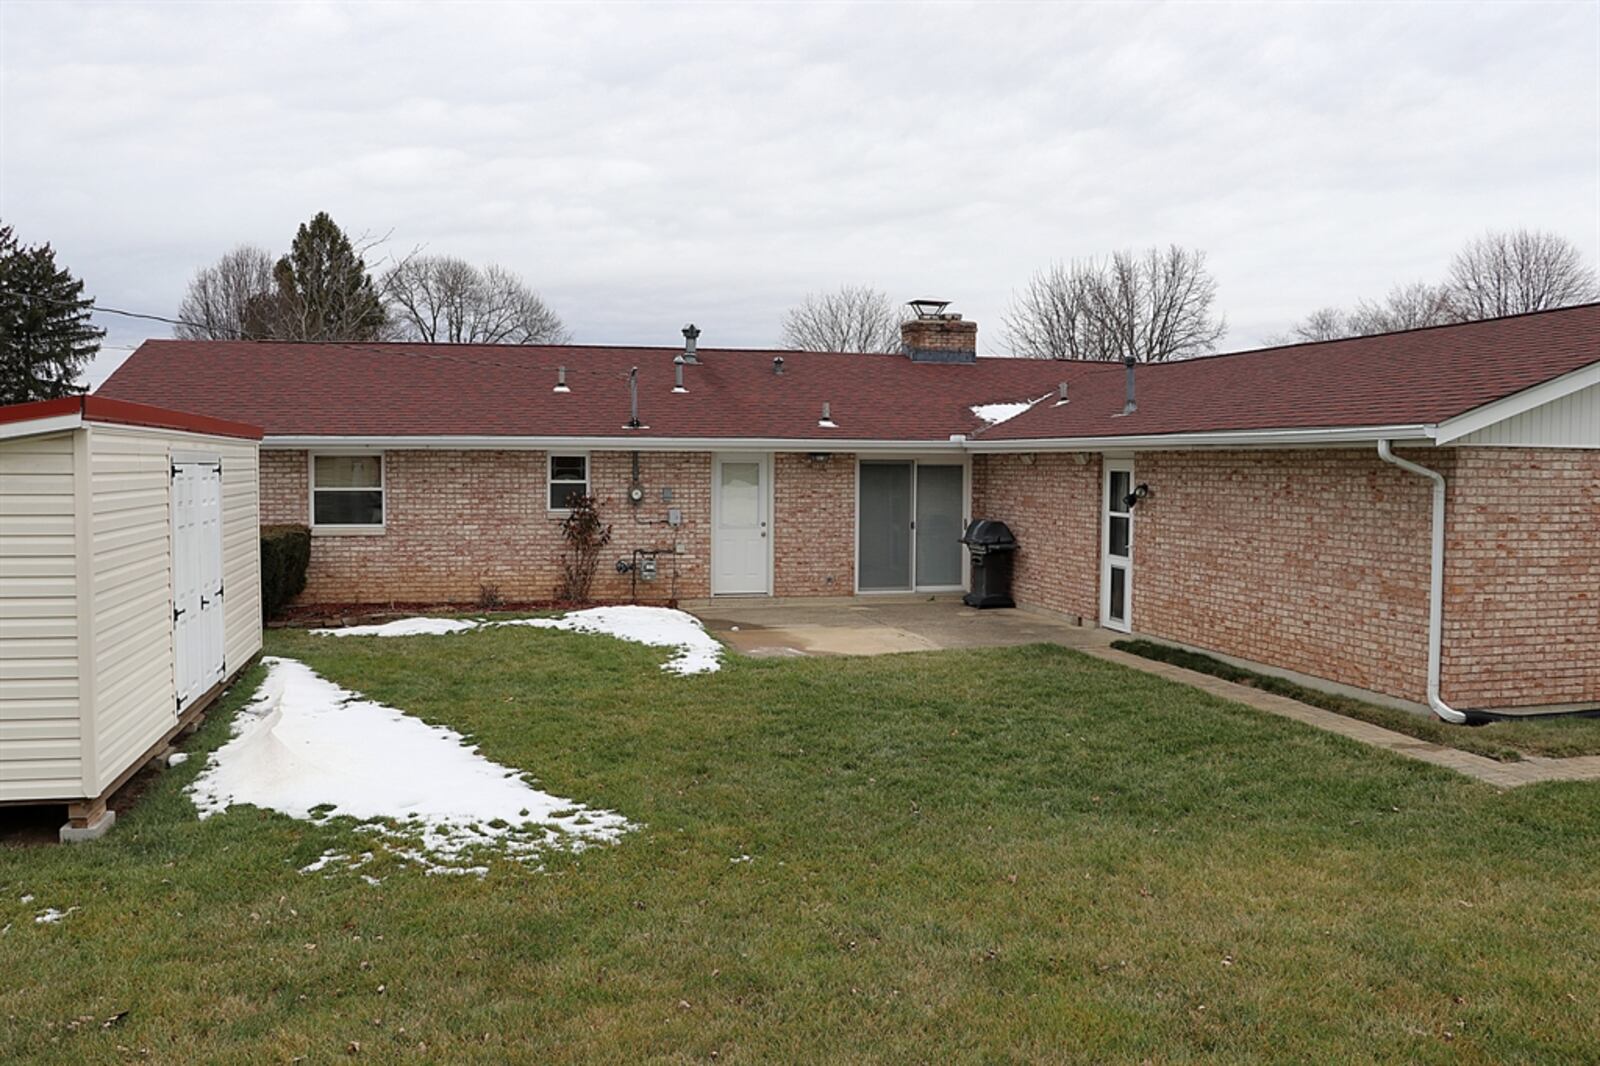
4 626 1600 1063
1112 638 1600 761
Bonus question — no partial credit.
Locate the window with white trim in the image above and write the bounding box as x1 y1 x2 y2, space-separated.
312 454 384 527
548 454 589 511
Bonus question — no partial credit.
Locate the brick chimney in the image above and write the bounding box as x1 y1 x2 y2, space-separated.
901 300 977 363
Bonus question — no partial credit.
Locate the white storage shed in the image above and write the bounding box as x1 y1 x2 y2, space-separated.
0 396 263 839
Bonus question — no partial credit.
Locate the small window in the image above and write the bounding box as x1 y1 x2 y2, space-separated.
548 454 589 510
312 454 384 527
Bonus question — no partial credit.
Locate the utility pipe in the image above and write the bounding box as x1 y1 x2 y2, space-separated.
1376 440 1467 723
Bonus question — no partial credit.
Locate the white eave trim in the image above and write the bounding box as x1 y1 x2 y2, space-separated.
0 413 83 441
962 423 1438 451
263 434 971 453
1432 359 1600 444
261 424 1442 453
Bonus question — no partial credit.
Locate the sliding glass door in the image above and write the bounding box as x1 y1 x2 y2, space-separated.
914 464 964 587
859 462 913 590
858 461 966 592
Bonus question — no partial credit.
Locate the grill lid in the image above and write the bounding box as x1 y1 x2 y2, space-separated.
960 519 1017 547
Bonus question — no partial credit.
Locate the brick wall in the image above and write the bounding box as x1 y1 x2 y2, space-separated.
970 452 1101 621
1131 448 1439 704
1443 447 1600 708
260 449 307 524
261 449 711 605
772 452 855 595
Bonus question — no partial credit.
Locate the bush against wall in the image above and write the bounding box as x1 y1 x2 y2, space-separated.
260 524 311 619
556 495 612 604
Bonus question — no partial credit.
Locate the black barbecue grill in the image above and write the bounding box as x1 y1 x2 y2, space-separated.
960 519 1018 609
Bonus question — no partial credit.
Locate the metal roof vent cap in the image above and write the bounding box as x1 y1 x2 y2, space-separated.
818 401 837 428
553 365 570 393
908 298 951 319
672 355 687 393
681 324 701 364
772 356 784 375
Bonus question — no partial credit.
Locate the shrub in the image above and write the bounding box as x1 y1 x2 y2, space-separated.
260 523 311 620
556 494 612 604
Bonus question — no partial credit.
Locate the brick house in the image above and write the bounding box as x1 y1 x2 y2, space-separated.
100 304 1599 718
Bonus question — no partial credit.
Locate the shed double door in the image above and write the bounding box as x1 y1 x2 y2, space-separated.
172 461 225 713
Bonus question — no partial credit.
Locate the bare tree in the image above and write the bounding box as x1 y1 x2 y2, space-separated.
1281 306 1350 344
1346 282 1457 336
779 284 906 353
383 255 570 344
173 245 275 340
1003 246 1226 361
1281 229 1597 343
1447 229 1599 319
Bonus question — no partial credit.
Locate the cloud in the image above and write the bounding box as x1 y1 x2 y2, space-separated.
0 1 1594 387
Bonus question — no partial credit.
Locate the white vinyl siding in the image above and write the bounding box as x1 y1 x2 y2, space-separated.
1456 382 1600 448
0 432 82 800
0 420 263 804
86 427 263 795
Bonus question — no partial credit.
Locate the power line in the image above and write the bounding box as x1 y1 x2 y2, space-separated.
7 287 247 337
5 288 643 382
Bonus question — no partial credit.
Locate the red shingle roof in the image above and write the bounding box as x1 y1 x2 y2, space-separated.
98 341 1067 441
981 304 1600 441
97 305 1600 443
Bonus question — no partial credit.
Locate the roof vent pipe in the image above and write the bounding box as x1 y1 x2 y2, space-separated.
818 402 836 428
553 366 569 393
773 356 784 375
1122 355 1137 415
627 366 641 428
1056 381 1069 405
682 324 701 364
672 355 687 393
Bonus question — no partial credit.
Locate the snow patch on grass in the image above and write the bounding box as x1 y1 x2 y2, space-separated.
189 657 634 875
500 607 722 675
35 907 76 925
314 606 723 675
314 617 482 638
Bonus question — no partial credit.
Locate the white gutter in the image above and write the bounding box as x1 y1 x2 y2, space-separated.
1376 439 1466 723
262 423 1438 453
966 423 1438 451
261 434 971 452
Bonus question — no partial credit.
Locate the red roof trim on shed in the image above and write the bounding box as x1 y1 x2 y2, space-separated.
0 395 264 440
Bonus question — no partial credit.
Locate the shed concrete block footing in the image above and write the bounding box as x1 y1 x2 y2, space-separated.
60 808 116 843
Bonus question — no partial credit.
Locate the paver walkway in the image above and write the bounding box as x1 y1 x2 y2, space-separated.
691 601 1600 789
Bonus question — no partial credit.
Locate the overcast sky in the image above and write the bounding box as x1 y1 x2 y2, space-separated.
2 1 1596 387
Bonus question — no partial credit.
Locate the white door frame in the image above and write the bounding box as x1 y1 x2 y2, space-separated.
1100 457 1133 632
710 452 774 596
853 455 972 594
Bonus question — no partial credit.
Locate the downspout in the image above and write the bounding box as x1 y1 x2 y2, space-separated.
1376 440 1467 724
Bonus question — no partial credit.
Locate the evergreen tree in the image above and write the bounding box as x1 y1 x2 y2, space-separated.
0 223 103 404
245 212 387 341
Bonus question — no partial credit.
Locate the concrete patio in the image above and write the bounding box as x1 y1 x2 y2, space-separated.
692 598 1115 659
688 599 1600 789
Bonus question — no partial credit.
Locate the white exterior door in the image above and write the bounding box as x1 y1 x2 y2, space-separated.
172 460 226 712
1101 458 1133 632
711 454 770 595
